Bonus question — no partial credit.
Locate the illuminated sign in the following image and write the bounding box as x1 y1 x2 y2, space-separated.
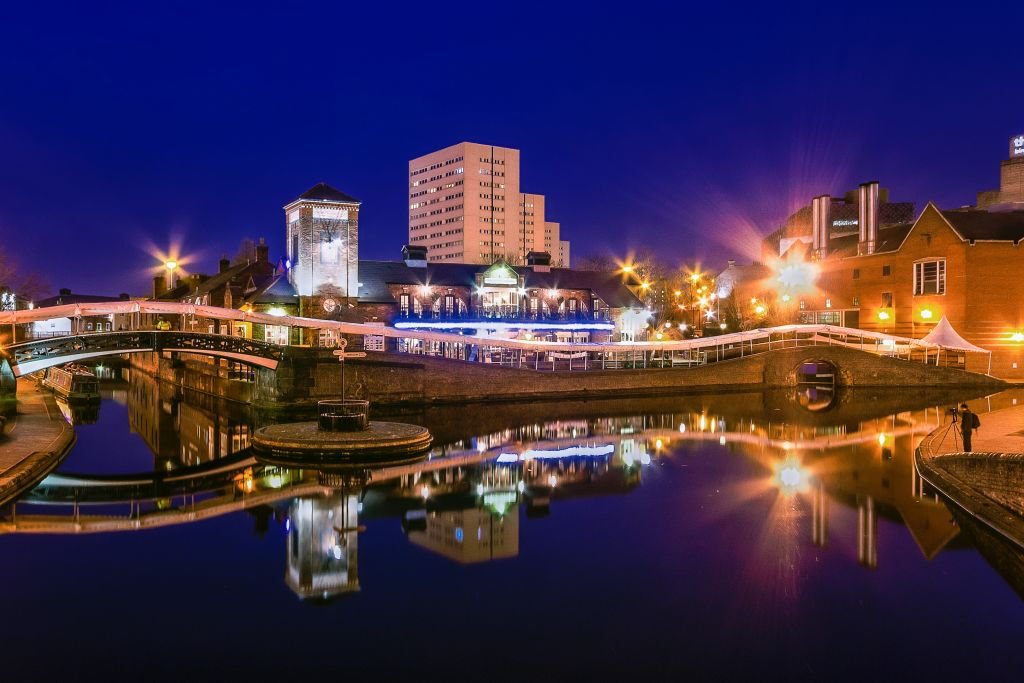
832 219 858 227
483 265 518 286
1012 134 1024 157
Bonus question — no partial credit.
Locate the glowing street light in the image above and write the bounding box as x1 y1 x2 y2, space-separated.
919 308 934 320
1010 331 1024 343
878 310 891 321
164 260 178 272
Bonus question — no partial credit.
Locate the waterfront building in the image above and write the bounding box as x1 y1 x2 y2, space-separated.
354 246 646 342
408 142 570 266
727 136 1024 378
28 288 132 339
285 183 361 299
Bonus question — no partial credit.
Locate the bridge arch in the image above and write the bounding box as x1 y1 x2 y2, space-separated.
1 331 283 377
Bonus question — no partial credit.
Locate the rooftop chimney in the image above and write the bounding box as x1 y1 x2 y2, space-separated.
119 293 130 301
727 259 736 267
59 288 71 296
811 194 831 258
526 251 552 272
219 255 231 273
402 244 428 268
858 182 879 255
153 275 166 299
256 237 269 263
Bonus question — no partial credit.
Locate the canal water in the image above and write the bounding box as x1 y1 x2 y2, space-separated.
2 372 1023 680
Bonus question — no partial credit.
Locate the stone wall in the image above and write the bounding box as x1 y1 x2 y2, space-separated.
300 344 1004 407
132 344 1003 411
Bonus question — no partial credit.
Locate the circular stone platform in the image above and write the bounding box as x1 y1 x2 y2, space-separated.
252 420 432 466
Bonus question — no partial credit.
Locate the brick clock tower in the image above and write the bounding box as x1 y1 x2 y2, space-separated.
284 182 360 318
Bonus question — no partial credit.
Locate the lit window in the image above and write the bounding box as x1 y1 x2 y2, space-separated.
913 260 946 295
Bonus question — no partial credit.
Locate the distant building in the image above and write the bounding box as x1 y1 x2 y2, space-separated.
976 133 1024 210
408 142 570 265
29 288 131 338
762 185 914 261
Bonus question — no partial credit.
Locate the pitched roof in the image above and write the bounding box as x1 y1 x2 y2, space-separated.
356 260 643 308
242 274 299 306
940 209 1024 242
34 292 124 307
294 182 360 204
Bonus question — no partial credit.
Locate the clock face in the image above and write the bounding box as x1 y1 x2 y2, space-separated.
322 297 337 313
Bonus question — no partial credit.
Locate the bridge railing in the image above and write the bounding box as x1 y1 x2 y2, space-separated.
1 301 986 374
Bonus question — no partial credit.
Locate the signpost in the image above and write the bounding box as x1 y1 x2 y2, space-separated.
332 339 367 401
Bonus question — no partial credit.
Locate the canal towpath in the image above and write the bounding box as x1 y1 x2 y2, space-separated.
0 378 76 506
916 397 1024 551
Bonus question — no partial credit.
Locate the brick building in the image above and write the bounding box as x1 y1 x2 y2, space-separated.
730 140 1024 378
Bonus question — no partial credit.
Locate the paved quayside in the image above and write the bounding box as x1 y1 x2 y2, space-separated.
0 379 76 506
917 398 1024 555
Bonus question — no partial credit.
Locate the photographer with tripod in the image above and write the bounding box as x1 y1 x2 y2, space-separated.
959 403 981 452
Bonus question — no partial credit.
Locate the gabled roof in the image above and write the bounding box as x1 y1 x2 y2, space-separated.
355 260 644 308
242 274 299 306
293 182 360 204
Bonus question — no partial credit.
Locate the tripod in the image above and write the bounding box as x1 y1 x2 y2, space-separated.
934 412 963 452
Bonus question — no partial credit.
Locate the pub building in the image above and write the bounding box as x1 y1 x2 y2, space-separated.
727 134 1024 379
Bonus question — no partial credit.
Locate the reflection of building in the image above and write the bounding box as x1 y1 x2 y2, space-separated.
127 371 251 470
286 494 359 600
407 508 519 563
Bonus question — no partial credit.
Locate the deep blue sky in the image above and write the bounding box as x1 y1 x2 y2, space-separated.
2 2 1022 296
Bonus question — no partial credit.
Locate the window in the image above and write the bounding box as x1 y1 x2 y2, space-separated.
853 268 860 279
882 265 891 276
852 296 860 307
913 260 946 295
799 300 806 310
882 292 893 308
399 293 410 316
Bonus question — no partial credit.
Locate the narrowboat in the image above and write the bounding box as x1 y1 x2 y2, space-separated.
43 364 101 401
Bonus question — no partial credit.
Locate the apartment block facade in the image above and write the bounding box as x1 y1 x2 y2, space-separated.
408 142 569 266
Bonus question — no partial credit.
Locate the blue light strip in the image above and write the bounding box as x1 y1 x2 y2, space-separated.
393 320 615 331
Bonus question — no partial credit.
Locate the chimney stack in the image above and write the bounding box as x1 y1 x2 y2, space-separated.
811 195 831 259
256 237 269 263
526 251 551 272
402 244 428 268
153 274 166 299
858 182 879 255
219 255 231 273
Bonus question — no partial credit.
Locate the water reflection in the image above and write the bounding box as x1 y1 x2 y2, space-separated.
6 373 1024 604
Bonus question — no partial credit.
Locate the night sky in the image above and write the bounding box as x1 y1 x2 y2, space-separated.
2 3 1022 296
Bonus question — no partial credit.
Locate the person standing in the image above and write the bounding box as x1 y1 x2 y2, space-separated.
959 403 981 452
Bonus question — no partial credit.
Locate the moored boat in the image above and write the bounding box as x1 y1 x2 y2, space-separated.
42 364 100 401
